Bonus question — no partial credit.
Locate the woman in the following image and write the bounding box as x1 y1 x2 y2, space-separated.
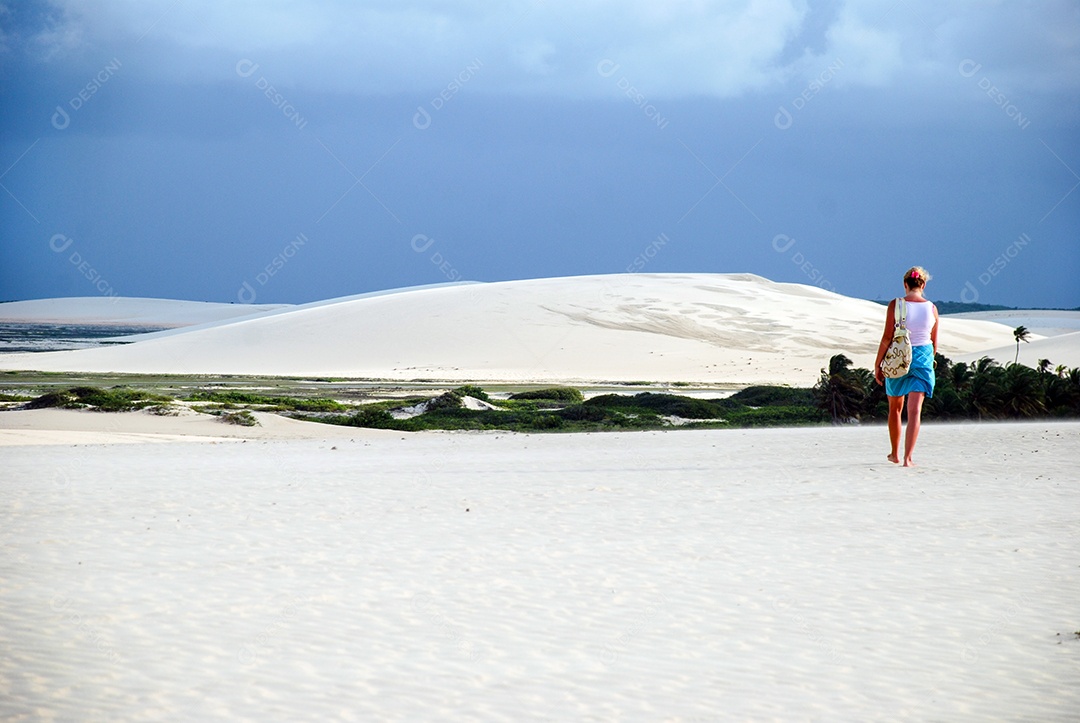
874 266 939 467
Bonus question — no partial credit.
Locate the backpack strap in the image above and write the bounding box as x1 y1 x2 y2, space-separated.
894 298 907 329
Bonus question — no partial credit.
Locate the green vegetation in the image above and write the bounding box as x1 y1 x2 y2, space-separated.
26 386 173 412
186 390 348 412
309 386 827 432
217 410 259 426
14 357 1075 433
813 353 1080 423
508 387 584 403
452 385 491 402
146 403 181 416
0 392 34 402
1013 325 1031 365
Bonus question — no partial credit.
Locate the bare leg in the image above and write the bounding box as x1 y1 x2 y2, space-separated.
887 395 904 463
903 392 925 467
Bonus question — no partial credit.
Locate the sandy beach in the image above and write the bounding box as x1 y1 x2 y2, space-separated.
2 276 1078 720
2 418 1078 720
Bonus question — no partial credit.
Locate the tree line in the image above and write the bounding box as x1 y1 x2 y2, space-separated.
813 351 1080 424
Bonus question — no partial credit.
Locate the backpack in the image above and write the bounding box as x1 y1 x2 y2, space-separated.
880 298 913 379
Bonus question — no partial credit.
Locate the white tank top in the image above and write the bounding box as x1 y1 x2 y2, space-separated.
902 299 935 347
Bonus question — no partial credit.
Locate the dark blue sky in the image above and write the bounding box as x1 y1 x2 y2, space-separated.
1 1 1078 307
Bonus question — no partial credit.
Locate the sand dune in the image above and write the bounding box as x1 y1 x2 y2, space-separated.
0 274 1024 386
947 310 1080 367
0 297 290 327
947 310 1080 338
956 330 1080 370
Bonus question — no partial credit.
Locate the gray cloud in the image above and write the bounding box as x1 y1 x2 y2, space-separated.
18 0 1077 98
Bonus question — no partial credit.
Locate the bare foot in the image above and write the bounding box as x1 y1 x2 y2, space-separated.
903 458 916 467
887 453 900 464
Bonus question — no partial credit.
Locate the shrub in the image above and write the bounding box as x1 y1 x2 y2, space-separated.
425 392 464 411
586 392 721 419
528 414 564 430
26 390 75 409
729 385 815 407
25 386 171 412
0 393 34 403
146 403 181 416
453 385 491 402
509 387 584 403
557 404 609 422
187 390 346 412
345 407 397 429
219 410 259 426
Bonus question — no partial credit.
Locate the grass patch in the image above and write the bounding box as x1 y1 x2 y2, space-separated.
0 393 34 402
509 387 584 403
218 410 259 426
26 386 174 412
10 378 831 433
304 386 826 433
186 390 348 412
729 385 816 407
145 403 182 417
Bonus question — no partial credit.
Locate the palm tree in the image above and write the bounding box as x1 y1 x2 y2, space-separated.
1055 364 1068 378
966 357 1004 419
1000 364 1046 417
813 354 866 423
950 361 974 393
1013 325 1031 364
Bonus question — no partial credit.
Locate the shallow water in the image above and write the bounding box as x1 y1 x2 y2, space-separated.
0 323 169 353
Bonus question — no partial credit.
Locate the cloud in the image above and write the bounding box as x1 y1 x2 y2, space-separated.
14 0 1080 99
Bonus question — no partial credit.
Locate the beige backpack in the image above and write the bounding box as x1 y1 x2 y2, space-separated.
880 298 912 378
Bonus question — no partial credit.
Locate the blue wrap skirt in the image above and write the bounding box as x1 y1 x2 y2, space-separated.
885 344 935 398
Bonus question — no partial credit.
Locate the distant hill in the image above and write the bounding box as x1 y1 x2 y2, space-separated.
868 300 1080 314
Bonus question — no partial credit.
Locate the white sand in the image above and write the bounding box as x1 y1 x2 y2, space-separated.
2 274 1076 718
948 310 1080 338
0 297 291 327
0 408 394 447
2 420 1078 720
956 330 1080 370
0 274 1025 386
946 310 1080 369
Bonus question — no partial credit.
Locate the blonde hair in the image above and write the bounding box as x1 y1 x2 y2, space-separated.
904 266 931 288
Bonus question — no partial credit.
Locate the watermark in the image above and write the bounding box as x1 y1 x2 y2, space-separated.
413 58 484 130
958 232 1031 304
958 60 1030 130
50 594 122 663
49 233 119 299
237 593 310 666
774 58 844 130
597 60 669 130
237 232 309 303
626 232 670 273
411 592 483 661
772 593 842 662
52 58 123 130
410 234 464 282
236 59 308 131
771 234 837 291
599 593 668 665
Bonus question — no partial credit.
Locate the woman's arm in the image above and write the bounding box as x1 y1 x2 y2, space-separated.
873 299 897 383
931 303 939 355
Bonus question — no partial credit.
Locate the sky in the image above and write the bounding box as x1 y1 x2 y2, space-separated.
1 0 1078 308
